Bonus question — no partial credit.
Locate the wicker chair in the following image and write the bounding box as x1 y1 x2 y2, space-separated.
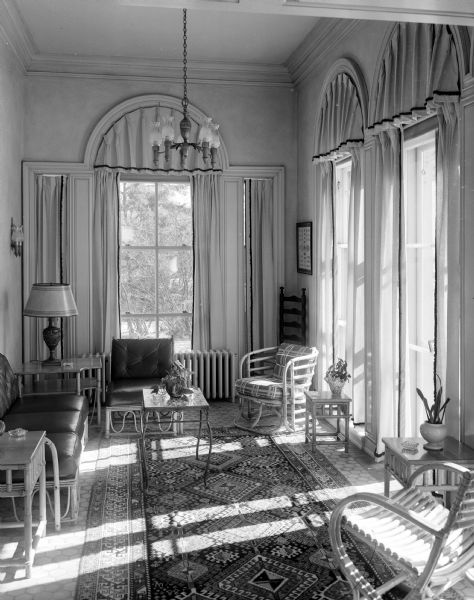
234 343 318 432
329 462 474 599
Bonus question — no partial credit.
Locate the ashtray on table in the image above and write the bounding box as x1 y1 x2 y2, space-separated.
8 427 27 438
401 440 419 453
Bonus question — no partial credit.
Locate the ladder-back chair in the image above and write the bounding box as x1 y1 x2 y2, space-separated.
329 461 474 599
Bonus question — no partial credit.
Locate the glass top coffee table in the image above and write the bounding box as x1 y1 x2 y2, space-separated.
140 387 213 489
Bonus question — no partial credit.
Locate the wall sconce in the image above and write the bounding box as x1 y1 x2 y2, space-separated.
11 218 24 257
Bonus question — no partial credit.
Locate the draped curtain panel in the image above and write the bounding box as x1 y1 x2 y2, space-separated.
94 106 221 173
192 172 226 350
244 179 277 352
345 149 365 424
28 175 72 361
436 104 461 436
369 23 460 131
91 169 120 355
315 161 334 390
372 129 401 455
313 72 364 162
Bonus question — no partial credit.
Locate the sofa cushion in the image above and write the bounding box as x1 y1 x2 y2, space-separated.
110 338 173 380
8 394 88 415
0 353 19 419
3 410 85 439
45 432 83 480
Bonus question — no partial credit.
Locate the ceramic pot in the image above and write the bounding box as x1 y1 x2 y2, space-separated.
165 380 185 398
420 422 447 451
325 376 345 397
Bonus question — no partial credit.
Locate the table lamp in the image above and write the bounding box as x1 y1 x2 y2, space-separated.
24 283 79 365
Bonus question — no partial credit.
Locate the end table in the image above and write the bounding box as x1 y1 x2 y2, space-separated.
305 390 352 453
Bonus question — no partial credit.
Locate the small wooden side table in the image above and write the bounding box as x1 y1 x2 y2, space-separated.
305 391 352 453
0 430 47 578
382 436 474 501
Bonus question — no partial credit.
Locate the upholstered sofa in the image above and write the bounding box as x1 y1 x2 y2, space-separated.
0 352 89 521
105 337 174 438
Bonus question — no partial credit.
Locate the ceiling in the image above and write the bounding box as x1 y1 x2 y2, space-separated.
2 0 474 84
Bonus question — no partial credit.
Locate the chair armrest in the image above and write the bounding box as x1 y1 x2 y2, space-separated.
239 346 279 378
330 491 446 538
282 352 318 386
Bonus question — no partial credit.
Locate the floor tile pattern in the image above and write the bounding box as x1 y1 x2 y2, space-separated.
0 400 473 599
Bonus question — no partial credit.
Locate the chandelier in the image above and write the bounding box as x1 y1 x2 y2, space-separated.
150 9 220 170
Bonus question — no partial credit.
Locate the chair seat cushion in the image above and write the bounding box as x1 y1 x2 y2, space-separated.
108 378 161 394
235 376 306 401
106 390 144 408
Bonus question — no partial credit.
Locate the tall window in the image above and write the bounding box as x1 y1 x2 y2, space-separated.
403 130 436 431
119 180 193 351
334 160 352 359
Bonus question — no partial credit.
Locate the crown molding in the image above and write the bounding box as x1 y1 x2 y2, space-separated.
0 0 35 71
24 53 292 86
287 18 363 86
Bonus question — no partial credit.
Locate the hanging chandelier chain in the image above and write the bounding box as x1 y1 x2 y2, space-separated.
182 8 188 112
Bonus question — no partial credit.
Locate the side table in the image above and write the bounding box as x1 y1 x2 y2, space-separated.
0 430 47 578
16 355 104 425
305 391 352 453
382 436 474 502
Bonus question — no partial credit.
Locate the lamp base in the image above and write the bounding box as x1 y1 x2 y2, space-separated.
43 318 62 365
41 357 62 366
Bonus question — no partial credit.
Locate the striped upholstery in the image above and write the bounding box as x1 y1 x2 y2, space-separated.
273 343 316 385
235 376 307 401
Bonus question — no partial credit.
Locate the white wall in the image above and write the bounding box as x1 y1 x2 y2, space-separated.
0 37 24 365
24 75 298 284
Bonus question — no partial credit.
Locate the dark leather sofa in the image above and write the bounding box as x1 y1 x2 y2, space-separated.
105 337 174 437
0 352 88 521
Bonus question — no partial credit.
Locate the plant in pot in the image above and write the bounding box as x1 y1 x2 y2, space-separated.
162 360 192 399
417 375 450 450
325 358 351 397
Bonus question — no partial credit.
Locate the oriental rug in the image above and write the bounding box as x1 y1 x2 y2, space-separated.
75 429 460 600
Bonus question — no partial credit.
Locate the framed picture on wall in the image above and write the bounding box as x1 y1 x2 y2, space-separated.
297 221 312 275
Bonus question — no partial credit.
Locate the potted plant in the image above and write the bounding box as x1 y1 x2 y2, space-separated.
162 360 192 398
325 358 351 397
416 375 450 450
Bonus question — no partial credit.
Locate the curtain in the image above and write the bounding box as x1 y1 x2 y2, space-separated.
244 179 276 351
313 72 364 162
192 172 225 350
95 106 221 172
436 102 460 435
370 24 459 131
29 175 70 361
315 161 334 389
372 129 402 455
346 149 365 423
91 169 120 355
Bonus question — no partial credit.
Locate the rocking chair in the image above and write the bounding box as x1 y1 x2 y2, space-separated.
234 342 318 432
329 461 474 599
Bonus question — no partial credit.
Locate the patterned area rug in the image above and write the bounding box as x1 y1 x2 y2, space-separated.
75 429 452 600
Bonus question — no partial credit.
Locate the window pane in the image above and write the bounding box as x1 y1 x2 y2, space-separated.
158 250 193 312
158 183 192 246
120 182 156 245
120 249 156 313
158 316 192 350
121 317 156 339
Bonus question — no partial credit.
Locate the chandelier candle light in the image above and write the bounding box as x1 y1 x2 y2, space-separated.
150 9 220 170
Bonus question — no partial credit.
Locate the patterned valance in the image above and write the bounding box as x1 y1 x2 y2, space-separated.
369 23 459 133
94 105 222 172
313 72 364 163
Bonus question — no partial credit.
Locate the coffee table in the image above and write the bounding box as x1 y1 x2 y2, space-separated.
140 387 213 489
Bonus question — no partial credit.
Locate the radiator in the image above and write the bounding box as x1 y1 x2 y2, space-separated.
174 349 236 401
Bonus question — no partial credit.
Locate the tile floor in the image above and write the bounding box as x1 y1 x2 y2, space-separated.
0 401 473 599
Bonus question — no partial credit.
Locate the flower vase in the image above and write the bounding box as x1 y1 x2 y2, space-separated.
419 422 447 451
325 376 345 397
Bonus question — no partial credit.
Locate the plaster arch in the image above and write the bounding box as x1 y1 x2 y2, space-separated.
312 57 368 162
83 93 230 171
